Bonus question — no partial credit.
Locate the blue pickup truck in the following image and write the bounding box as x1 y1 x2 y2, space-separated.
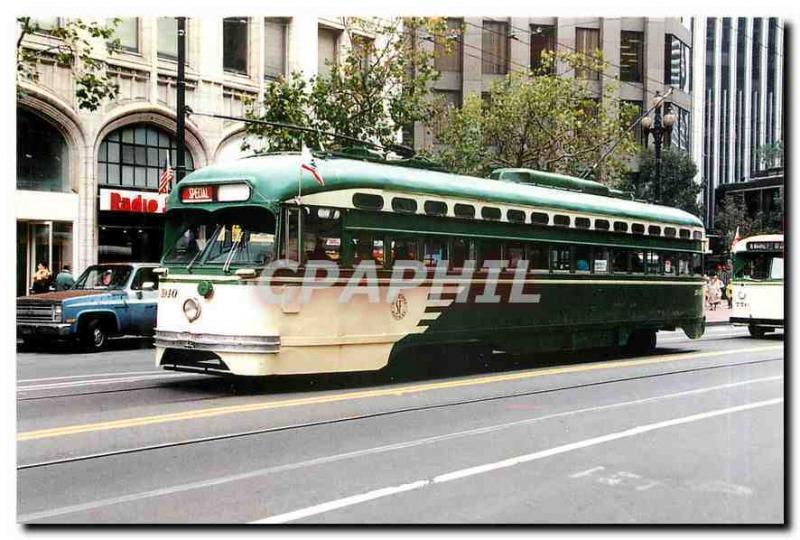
16 263 160 351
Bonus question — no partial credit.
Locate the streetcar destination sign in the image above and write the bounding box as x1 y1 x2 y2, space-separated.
746 241 783 251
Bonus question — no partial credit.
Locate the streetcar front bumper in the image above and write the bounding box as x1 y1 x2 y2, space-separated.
154 329 280 353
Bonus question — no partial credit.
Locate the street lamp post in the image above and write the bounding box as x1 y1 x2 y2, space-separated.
640 91 676 204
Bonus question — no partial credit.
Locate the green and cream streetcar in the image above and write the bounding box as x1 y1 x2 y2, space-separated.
154 150 706 376
730 234 784 338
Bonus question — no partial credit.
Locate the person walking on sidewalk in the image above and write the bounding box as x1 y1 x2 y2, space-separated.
708 274 722 311
55 265 75 291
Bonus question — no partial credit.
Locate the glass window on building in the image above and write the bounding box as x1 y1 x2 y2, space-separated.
157 17 178 59
622 100 644 145
664 34 691 92
620 31 644 82
482 21 509 75
108 17 138 52
435 18 463 73
318 26 340 78
530 24 555 74
264 18 288 80
223 17 249 74
351 35 374 72
97 124 194 190
669 104 691 153
17 108 69 192
575 28 600 80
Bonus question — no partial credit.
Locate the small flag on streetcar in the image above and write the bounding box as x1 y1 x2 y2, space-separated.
158 156 174 195
300 145 325 186
731 226 741 251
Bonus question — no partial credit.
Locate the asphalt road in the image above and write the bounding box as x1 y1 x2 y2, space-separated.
17 325 784 524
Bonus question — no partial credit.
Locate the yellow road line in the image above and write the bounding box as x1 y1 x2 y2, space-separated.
18 345 782 442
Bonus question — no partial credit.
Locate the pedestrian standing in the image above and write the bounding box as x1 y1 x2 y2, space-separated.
708 274 722 311
55 265 75 291
31 262 52 294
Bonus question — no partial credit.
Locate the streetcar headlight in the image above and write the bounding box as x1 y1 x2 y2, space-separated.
737 290 747 300
183 298 201 322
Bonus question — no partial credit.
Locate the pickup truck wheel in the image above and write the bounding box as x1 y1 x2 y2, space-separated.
82 319 108 352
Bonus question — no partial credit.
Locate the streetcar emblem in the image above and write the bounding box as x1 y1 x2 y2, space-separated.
391 294 408 320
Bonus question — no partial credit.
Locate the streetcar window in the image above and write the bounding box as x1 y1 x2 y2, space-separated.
692 253 703 274
303 206 341 263
353 193 384 210
454 203 476 219
531 212 549 225
352 234 384 267
424 200 448 216
648 225 662 236
422 237 448 267
163 213 212 265
612 250 629 273
692 231 703 240
200 207 277 267
481 206 502 220
646 251 661 274
391 238 418 263
594 219 610 231
392 197 418 214
479 241 502 266
553 214 570 227
613 221 628 233
550 245 570 272
663 252 676 275
771 257 784 280
631 223 645 234
679 229 691 239
575 217 591 229
677 253 691 275
283 207 301 261
593 247 610 273
451 238 474 269
528 243 548 272
507 241 526 269
664 227 677 238
507 209 526 223
631 251 645 273
574 245 591 273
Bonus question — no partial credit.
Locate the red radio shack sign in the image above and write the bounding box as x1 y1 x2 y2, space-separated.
100 188 167 214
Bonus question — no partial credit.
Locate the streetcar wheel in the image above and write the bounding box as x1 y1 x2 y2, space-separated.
625 329 656 355
748 325 767 339
82 319 108 352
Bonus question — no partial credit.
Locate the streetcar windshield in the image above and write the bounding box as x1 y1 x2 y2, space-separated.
733 253 784 280
192 207 276 268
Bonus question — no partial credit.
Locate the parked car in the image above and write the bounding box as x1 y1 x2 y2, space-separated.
17 263 160 351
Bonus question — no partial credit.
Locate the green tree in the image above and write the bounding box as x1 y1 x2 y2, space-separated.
428 50 639 183
714 194 757 256
17 17 123 111
755 140 783 170
626 147 702 216
243 17 449 153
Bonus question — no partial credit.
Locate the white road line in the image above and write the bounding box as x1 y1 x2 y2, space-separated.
18 373 196 392
255 397 783 523
18 371 168 383
18 375 782 523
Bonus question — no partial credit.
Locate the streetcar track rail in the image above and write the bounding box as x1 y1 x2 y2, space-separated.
17 355 782 471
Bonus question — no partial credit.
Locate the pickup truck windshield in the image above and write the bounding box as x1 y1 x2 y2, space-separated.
74 265 133 290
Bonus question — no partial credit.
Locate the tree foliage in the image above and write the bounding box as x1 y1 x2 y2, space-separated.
17 17 122 111
623 147 702 216
428 50 639 183
714 193 783 256
242 17 449 153
755 140 783 170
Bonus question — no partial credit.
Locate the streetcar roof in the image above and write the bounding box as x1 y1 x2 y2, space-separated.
732 234 784 253
170 153 704 228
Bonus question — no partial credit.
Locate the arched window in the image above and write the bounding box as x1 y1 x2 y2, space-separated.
17 108 69 192
98 124 195 190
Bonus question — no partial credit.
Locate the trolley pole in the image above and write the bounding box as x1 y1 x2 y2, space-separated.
176 17 187 182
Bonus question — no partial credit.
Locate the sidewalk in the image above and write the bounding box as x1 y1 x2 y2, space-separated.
705 304 733 326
